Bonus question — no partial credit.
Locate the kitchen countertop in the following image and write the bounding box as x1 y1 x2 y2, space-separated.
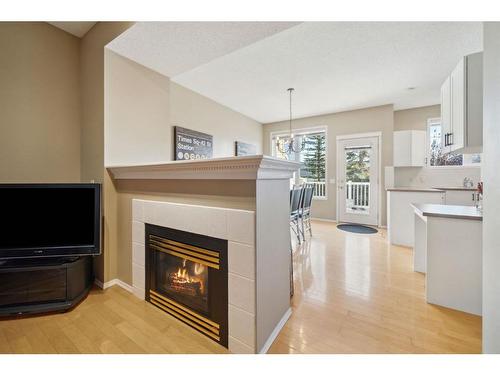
432 186 477 191
411 203 482 221
386 187 445 193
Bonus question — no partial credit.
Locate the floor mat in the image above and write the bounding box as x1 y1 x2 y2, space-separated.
336 224 378 234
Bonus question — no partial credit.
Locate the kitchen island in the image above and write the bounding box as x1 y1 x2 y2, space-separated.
387 188 445 247
412 203 482 315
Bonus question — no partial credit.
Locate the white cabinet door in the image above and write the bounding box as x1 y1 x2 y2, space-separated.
393 130 426 167
440 76 452 154
451 58 465 151
465 52 483 152
393 131 411 167
410 131 426 166
444 190 475 206
388 191 445 247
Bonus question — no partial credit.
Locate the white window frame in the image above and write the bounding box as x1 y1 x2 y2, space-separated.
426 118 481 169
270 126 328 200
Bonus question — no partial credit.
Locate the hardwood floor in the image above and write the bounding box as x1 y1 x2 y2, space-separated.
268 220 482 354
0 286 227 354
0 220 481 354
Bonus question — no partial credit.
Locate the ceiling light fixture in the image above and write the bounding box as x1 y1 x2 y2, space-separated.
276 88 305 155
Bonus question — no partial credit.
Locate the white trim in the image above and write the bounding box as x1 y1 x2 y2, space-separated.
424 164 481 170
270 125 327 139
269 125 328 199
115 279 134 293
94 279 104 289
107 155 300 181
94 278 134 293
311 217 337 223
312 196 327 201
258 308 292 354
335 132 382 227
336 131 382 140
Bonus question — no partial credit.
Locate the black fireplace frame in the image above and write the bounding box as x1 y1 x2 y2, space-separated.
145 224 228 347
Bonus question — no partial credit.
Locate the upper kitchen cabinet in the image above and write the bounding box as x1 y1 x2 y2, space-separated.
393 130 426 167
441 76 452 154
441 52 483 154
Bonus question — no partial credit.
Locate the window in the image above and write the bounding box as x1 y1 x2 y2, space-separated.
272 129 327 198
427 118 481 166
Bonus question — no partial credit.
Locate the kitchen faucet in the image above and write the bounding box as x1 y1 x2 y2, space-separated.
463 177 474 188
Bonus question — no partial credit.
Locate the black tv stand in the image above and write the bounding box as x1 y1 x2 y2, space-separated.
0 256 93 317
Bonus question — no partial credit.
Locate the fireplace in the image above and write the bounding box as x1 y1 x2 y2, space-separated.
145 223 228 347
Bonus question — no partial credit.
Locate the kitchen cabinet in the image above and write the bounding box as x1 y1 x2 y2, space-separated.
387 189 445 247
441 76 452 154
393 130 426 167
440 52 483 154
412 204 482 315
443 189 475 206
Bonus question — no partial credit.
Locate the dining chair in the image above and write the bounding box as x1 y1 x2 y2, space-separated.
290 186 303 244
300 184 315 240
289 185 304 297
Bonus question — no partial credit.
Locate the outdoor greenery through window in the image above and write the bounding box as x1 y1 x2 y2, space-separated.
344 146 371 213
273 130 327 198
427 119 481 166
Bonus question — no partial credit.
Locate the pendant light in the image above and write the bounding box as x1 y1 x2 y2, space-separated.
276 88 305 155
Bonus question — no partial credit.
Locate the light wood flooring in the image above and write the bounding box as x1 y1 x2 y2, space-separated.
0 285 227 354
268 220 482 353
0 220 481 354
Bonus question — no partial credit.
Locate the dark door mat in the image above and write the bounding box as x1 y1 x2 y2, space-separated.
337 224 378 234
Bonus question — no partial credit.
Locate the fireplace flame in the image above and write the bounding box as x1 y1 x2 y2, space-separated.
172 261 205 295
194 263 206 275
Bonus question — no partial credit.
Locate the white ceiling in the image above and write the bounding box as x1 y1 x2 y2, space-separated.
48 22 96 37
107 22 300 77
107 22 483 124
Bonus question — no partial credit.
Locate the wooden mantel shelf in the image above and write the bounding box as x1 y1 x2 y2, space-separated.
106 155 300 180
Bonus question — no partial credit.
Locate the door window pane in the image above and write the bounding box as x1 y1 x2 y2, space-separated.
345 147 371 215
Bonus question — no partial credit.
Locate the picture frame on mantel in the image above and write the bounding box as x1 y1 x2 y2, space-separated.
235 141 257 156
174 126 213 160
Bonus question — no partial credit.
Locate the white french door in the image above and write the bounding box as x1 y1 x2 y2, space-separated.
337 135 380 226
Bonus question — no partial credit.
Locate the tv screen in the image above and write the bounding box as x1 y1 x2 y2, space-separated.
0 184 101 259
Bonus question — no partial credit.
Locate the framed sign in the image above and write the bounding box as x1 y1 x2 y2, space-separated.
174 126 213 161
235 141 257 156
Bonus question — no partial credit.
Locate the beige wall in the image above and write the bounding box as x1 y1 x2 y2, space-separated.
0 22 81 182
105 51 171 166
103 49 263 283
170 82 263 158
263 104 394 224
80 22 134 282
81 22 134 182
394 105 441 131
104 52 263 167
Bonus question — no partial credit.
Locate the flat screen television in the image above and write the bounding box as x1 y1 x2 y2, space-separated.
0 183 101 259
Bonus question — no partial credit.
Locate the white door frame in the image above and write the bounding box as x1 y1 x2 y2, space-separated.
336 132 382 227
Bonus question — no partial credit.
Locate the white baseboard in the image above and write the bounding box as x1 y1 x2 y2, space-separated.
94 279 104 289
311 217 337 223
94 278 134 293
259 307 292 354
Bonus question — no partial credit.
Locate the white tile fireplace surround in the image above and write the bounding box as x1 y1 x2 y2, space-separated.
107 155 301 354
132 199 258 353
